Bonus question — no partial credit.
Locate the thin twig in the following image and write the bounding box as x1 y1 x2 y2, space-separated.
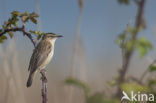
22 29 36 47
0 27 22 36
68 1 84 103
139 68 149 82
140 59 156 82
129 76 142 84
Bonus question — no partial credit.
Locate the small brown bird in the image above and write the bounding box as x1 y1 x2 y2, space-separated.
27 33 62 87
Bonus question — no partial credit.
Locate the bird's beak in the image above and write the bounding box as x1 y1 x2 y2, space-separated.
57 35 63 38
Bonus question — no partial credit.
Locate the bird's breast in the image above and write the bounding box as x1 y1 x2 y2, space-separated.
46 49 54 64
39 50 54 70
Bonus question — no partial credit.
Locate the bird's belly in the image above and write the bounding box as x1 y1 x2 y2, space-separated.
40 51 54 70
46 51 54 64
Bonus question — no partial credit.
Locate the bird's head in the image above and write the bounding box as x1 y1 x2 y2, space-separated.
42 33 63 40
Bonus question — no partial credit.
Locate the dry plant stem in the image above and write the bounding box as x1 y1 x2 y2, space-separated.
0 26 36 47
139 68 148 82
68 0 84 102
129 76 142 84
116 0 146 98
40 69 47 103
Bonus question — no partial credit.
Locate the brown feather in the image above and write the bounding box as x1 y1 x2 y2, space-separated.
28 39 52 73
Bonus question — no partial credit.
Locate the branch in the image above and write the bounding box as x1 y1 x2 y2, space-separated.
0 27 22 36
22 29 36 47
0 27 36 47
116 0 146 98
40 69 47 103
135 0 146 29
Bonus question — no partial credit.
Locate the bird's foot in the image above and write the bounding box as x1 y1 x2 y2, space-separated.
40 69 47 83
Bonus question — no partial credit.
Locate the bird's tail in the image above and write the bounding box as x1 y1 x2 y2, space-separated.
26 72 35 87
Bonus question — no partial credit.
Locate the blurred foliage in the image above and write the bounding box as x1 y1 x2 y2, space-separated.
65 78 91 98
0 11 47 43
65 76 156 103
116 25 152 58
148 79 156 89
2 11 39 29
29 30 46 40
0 35 7 43
147 79 156 103
149 64 156 72
65 78 120 103
107 76 119 87
147 63 156 96
87 93 120 103
114 23 154 102
136 37 152 58
115 0 155 102
121 83 148 95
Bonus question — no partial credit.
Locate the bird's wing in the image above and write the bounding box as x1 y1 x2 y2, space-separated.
28 40 52 72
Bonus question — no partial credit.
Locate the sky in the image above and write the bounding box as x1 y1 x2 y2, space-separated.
0 0 156 87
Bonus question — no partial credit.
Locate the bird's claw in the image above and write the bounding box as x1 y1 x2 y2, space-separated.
40 69 47 83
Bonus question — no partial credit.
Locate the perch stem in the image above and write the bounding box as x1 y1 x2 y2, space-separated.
40 69 47 103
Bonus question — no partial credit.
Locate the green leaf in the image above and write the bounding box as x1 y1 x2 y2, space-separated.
107 80 117 87
13 21 18 27
0 39 3 43
107 76 119 87
10 16 19 27
127 26 136 34
0 35 7 43
115 32 126 48
21 15 29 23
21 11 29 16
37 35 42 40
0 35 7 39
65 78 90 97
29 12 38 24
137 37 152 49
149 64 156 72
30 17 37 24
118 0 129 4
30 12 39 18
29 30 46 40
8 32 13 38
19 12 30 23
137 45 147 58
29 30 41 35
136 37 152 58
148 79 156 88
29 30 37 34
11 11 20 16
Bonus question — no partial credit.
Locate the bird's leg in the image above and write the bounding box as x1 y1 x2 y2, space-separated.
40 69 47 82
